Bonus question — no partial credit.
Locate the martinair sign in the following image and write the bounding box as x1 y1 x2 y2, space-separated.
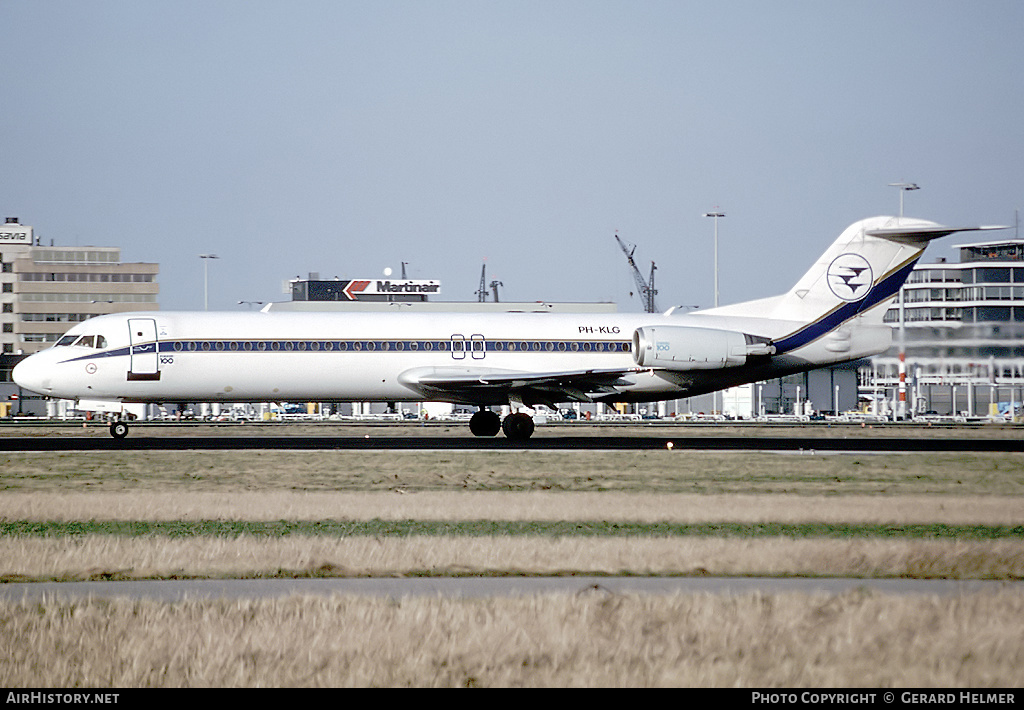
0 225 32 244
342 279 441 300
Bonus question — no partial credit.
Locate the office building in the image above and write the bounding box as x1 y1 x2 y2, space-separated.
869 236 1024 416
0 218 159 355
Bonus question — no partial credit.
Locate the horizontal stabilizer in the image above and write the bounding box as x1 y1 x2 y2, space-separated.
865 223 1007 246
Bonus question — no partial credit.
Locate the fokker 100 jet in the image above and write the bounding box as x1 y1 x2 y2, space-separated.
13 216 1003 439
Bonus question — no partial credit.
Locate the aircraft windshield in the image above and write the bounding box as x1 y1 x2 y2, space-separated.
61 336 108 350
55 335 78 346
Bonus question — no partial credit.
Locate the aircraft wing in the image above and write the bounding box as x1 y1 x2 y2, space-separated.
397 366 643 407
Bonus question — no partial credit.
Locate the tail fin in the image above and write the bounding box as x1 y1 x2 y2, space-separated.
766 216 1005 353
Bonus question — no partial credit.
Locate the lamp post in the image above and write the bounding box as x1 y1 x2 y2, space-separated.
888 182 919 220
704 211 725 415
704 211 725 308
199 254 219 311
887 183 918 417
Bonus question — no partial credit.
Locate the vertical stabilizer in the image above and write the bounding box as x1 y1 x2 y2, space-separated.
768 217 1004 354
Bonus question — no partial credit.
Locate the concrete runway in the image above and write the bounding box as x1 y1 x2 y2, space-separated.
0 433 1022 451
2 577 1020 603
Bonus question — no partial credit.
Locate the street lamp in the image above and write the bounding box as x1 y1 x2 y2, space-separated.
704 210 726 417
887 183 918 418
888 182 919 220
199 254 219 311
703 211 725 308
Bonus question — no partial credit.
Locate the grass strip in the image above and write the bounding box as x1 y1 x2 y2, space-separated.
2 520 1024 540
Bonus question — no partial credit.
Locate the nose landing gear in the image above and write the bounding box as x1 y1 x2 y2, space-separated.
109 420 129 439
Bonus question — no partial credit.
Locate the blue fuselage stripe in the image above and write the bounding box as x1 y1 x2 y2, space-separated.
59 338 635 364
773 258 918 354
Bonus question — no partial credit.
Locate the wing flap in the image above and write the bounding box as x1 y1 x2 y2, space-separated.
398 366 641 405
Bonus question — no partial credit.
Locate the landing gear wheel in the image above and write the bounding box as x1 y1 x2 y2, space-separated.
109 421 129 439
501 412 535 441
469 409 501 437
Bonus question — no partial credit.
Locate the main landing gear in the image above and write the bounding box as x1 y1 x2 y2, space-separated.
469 408 535 441
469 409 501 437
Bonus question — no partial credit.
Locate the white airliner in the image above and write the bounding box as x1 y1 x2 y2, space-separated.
13 216 1003 439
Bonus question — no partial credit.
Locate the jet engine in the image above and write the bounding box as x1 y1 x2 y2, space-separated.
632 325 774 370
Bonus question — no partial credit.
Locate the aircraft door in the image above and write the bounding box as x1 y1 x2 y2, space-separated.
127 317 160 381
470 334 486 360
450 334 466 360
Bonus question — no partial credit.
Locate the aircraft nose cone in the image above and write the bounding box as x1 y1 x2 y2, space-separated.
12 355 51 395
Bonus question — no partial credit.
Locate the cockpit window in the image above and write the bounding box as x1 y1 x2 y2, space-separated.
56 335 78 346
68 335 108 349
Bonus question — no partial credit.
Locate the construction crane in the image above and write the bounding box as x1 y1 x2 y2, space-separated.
614 233 659 313
475 261 489 302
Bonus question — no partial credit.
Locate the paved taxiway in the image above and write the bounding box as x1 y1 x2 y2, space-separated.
0 433 1022 452
3 577 1021 603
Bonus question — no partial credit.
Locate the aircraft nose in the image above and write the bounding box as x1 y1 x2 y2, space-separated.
12 354 52 395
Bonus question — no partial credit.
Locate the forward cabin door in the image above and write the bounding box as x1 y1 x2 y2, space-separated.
127 317 160 381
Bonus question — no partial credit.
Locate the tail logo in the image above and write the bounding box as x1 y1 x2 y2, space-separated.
827 253 873 302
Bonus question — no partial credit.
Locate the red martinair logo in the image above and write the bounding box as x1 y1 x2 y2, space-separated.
342 280 372 300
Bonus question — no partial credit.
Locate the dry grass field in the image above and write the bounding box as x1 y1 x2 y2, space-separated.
4 591 1024 687
1 423 1023 686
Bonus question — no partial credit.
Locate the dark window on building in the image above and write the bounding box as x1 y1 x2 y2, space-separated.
976 306 1011 321
976 267 1011 283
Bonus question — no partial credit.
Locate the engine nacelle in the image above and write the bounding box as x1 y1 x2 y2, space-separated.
632 325 773 370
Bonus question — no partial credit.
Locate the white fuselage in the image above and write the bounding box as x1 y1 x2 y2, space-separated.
12 308 833 407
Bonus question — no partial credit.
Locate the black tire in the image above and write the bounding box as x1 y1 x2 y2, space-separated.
109 421 129 439
469 409 501 437
501 412 535 440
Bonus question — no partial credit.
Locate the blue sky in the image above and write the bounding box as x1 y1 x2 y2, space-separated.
2 0 1022 311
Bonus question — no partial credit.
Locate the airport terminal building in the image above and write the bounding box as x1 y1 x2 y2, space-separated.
867 236 1024 417
0 218 159 356
0 218 159 415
